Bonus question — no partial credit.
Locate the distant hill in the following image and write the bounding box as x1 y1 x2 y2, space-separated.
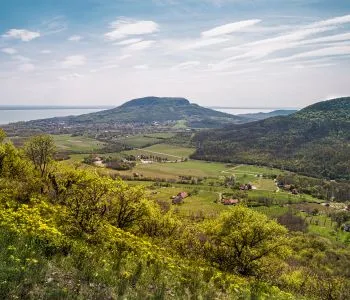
26 97 246 129
236 109 298 122
192 97 350 180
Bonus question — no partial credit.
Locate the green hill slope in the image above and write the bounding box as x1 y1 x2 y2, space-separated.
192 97 350 179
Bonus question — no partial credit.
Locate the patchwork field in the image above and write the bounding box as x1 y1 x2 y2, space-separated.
53 134 105 153
121 144 195 160
115 134 173 148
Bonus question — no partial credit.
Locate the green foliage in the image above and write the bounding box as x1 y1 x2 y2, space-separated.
24 134 56 177
0 129 6 143
203 206 290 275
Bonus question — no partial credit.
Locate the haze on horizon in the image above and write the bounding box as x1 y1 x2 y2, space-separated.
0 0 349 108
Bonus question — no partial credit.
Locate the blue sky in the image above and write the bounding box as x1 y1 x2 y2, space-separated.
0 0 349 107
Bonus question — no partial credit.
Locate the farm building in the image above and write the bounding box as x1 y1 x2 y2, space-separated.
171 192 188 205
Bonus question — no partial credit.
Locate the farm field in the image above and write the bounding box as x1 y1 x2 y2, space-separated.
114 133 177 148
122 143 195 159
117 160 234 179
52 134 105 153
115 135 164 148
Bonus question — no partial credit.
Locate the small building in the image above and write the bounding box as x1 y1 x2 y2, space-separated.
172 192 188 205
178 192 188 199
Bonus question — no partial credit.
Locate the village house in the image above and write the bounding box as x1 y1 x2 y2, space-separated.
171 191 188 205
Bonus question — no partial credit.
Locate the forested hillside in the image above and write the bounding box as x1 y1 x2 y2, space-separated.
1 130 350 299
192 97 350 180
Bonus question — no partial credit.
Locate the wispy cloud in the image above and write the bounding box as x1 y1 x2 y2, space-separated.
124 40 155 51
18 63 35 72
105 19 159 41
41 16 67 35
58 73 83 81
13 55 32 62
308 14 350 28
134 64 149 69
115 38 143 45
40 50 52 54
300 32 350 45
2 29 40 41
90 64 119 73
201 19 261 37
1 47 17 55
265 45 350 63
61 55 86 68
68 35 83 42
172 61 200 70
183 37 230 50
119 54 132 60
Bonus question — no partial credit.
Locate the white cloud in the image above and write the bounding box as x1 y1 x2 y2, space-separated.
90 64 119 73
1 48 17 55
115 38 143 45
266 45 350 63
2 29 40 41
300 32 350 45
293 63 335 69
13 55 31 62
124 40 155 51
201 19 261 37
61 55 86 68
307 14 350 28
172 61 200 70
133 64 149 70
183 37 230 50
220 26 338 65
59 73 83 81
18 63 35 72
105 19 159 41
40 50 52 54
119 54 132 60
216 67 261 76
68 35 83 41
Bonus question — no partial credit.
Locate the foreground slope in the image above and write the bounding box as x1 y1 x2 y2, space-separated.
192 97 350 179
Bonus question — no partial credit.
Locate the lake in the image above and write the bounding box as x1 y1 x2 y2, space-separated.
0 108 106 125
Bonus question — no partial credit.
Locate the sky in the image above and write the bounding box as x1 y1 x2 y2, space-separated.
0 0 350 108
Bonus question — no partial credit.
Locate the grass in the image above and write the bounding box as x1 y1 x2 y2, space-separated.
125 144 195 158
117 160 234 179
53 134 105 153
115 133 177 148
247 190 322 204
173 120 188 129
232 165 283 176
301 213 349 243
147 187 228 216
252 206 289 218
115 135 161 148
